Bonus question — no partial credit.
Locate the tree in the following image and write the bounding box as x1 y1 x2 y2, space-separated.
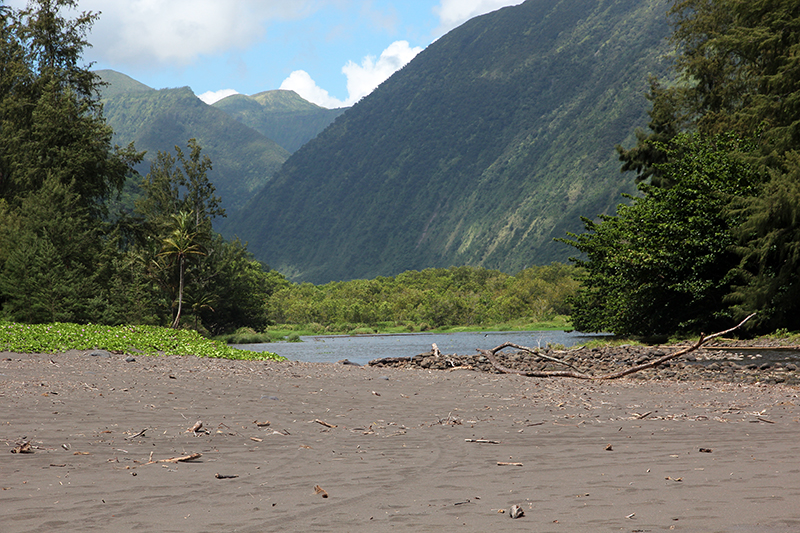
136 138 224 238
0 0 140 214
562 133 758 337
607 0 800 334
728 152 800 331
0 177 101 322
0 1 141 322
618 0 800 179
157 211 206 328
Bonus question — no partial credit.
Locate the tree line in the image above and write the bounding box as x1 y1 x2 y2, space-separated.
265 264 579 330
562 0 800 337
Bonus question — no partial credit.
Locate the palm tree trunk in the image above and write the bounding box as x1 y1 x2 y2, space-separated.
172 256 185 328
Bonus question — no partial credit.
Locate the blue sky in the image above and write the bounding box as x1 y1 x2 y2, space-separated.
8 0 524 107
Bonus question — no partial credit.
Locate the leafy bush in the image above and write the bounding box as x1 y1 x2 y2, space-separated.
0 322 283 361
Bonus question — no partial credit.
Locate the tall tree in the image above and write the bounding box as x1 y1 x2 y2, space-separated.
0 1 141 321
134 140 228 329
604 0 800 334
0 0 139 213
618 0 800 179
158 211 206 328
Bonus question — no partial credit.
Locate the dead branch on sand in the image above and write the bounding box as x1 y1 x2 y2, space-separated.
146 452 202 464
483 313 756 380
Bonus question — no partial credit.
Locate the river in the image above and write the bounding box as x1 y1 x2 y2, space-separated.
233 330 612 365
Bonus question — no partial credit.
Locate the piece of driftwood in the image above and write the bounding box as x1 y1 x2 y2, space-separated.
465 438 500 444
147 452 202 464
11 441 32 454
497 462 523 466
314 484 329 498
485 313 756 380
315 419 337 428
126 428 148 440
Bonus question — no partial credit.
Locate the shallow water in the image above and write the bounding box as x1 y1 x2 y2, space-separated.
233 330 611 365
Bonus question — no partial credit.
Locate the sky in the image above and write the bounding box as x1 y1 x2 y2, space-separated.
7 0 524 108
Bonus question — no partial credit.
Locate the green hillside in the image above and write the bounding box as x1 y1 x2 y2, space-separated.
213 90 346 153
222 0 672 283
96 71 290 211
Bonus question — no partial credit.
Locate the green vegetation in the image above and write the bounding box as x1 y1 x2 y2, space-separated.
567 0 800 336
0 2 283 339
563 133 760 337
96 70 290 212
262 264 579 333
224 0 672 283
0 321 282 360
213 90 346 153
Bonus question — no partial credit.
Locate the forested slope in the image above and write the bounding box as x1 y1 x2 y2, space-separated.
97 71 290 211
224 0 672 283
213 90 346 153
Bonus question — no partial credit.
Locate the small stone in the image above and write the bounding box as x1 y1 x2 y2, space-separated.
124 356 136 363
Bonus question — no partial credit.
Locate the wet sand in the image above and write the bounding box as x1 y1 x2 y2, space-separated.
2 350 800 532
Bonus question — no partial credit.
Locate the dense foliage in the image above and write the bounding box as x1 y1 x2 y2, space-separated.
564 133 759 336
265 264 579 330
0 1 282 340
224 0 672 283
570 0 800 335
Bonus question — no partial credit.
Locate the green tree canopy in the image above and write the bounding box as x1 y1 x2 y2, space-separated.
564 133 759 337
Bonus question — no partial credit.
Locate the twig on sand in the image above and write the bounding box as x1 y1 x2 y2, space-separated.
465 438 500 444
315 419 337 428
126 428 148 440
147 452 202 464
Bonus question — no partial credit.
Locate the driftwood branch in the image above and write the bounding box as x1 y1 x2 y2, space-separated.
147 452 202 464
490 342 584 372
485 313 756 380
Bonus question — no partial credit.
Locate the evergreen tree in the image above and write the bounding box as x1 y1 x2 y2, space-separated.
605 0 800 334
0 1 140 321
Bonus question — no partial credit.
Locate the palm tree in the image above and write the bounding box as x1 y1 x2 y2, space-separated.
158 211 205 328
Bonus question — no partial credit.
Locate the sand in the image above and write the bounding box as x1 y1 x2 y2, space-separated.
2 350 800 532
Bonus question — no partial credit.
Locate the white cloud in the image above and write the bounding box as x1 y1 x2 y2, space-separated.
342 40 422 103
280 70 345 109
197 89 240 105
281 40 422 108
434 0 524 34
35 0 326 67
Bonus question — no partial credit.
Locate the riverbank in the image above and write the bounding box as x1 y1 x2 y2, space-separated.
2 349 800 532
369 342 800 385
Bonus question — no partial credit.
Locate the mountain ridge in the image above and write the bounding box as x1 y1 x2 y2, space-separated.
212 91 346 153
222 0 672 283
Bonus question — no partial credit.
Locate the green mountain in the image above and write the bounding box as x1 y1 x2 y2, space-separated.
96 70 290 211
213 90 346 153
222 0 672 283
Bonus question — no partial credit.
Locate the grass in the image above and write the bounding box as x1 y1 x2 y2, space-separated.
0 321 285 361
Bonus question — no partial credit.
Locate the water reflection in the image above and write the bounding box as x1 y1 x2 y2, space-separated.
234 330 611 365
